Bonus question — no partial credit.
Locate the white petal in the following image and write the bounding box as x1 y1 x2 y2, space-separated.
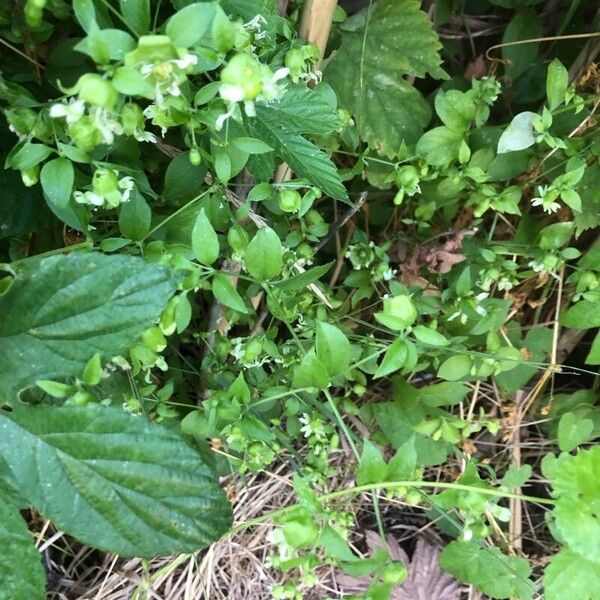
49 104 68 118
272 67 289 82
219 84 245 103
244 100 256 117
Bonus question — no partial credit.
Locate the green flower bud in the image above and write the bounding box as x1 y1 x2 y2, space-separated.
243 338 263 362
121 102 144 135
21 164 39 187
221 53 263 101
227 225 249 253
233 21 251 51
396 165 419 188
189 148 202 165
125 35 178 66
304 209 323 227
284 48 305 77
68 116 102 151
76 74 118 109
278 189 302 213
301 43 320 61
296 242 314 262
92 168 119 195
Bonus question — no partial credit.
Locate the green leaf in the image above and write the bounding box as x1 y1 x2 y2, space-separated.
502 10 542 79
74 28 136 63
231 137 274 154
416 126 463 166
324 0 445 156
165 2 217 47
543 446 600 562
413 325 450 347
0 253 176 400
501 464 532 489
374 338 408 379
119 0 150 33
356 440 387 485
586 330 600 365
273 261 334 292
546 59 569 110
6 142 53 170
212 272 249 313
417 382 470 407
561 300 600 329
40 158 84 232
315 321 352 377
435 90 476 133
0 487 45 600
192 207 219 265
119 187 151 241
544 549 600 600
249 88 347 200
557 412 593 452
82 353 102 386
497 112 538 154
244 226 283 280
292 349 330 390
163 151 208 204
437 355 472 381
440 541 534 599
0 404 232 557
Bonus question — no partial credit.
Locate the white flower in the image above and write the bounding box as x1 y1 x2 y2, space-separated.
243 100 256 117
118 176 134 202
219 83 245 103
215 103 237 131
167 81 181 97
173 53 198 70
531 196 560 214
91 107 123 144
528 260 545 273
74 190 105 206
49 98 85 124
260 67 289 101
133 130 157 143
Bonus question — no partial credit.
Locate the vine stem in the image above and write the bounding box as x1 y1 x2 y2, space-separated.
227 480 555 536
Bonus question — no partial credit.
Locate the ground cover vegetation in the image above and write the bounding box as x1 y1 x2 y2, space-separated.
0 0 600 598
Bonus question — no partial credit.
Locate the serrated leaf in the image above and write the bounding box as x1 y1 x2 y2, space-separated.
0 487 45 600
0 253 176 400
315 321 352 377
544 446 600 562
192 208 219 265
439 541 533 599
249 89 347 200
0 404 232 557
244 226 283 280
324 0 445 156
544 549 600 600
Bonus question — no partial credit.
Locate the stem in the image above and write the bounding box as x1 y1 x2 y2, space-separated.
228 480 555 535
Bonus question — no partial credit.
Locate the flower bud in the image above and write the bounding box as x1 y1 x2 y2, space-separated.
278 189 301 213
76 74 118 110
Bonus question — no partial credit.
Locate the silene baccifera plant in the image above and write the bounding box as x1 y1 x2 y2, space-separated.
0 0 600 598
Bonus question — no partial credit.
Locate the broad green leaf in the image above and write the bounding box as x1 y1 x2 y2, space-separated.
163 151 208 204
219 0 277 20
273 261 334 292
0 404 232 557
543 446 600 562
0 487 45 600
214 147 232 182
324 0 445 156
292 349 329 390
113 65 156 98
435 90 476 133
497 112 538 154
417 382 469 407
374 338 408 379
315 321 352 377
502 10 542 79
165 2 217 47
546 59 568 110
119 187 151 241
0 253 176 400
557 412 593 452
413 325 450 347
416 126 463 166
192 208 219 265
244 226 283 280
119 0 150 33
40 158 84 231
6 142 53 170
231 137 273 154
212 272 249 313
74 28 136 63
561 300 600 329
437 354 472 381
501 464 532 489
356 440 387 485
544 549 600 600
439 541 534 599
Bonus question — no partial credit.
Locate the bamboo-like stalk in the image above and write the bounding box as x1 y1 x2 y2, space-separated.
298 0 338 67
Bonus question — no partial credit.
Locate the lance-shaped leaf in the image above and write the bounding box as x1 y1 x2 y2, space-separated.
0 404 232 557
0 252 176 400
